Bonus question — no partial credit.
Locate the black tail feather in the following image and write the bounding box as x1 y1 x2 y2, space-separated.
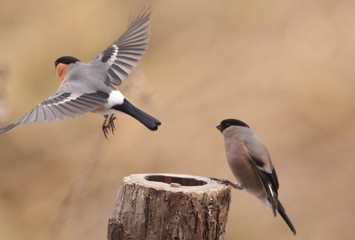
277 199 296 235
112 99 161 131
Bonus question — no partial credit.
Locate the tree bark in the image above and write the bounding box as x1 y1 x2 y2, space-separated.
108 173 231 240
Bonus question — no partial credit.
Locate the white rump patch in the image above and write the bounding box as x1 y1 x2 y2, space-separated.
107 90 125 107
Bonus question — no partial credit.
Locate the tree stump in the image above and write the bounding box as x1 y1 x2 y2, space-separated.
108 173 231 240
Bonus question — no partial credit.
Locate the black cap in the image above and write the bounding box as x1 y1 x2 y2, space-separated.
55 56 80 67
216 118 249 133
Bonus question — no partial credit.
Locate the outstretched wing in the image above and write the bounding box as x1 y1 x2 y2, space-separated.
0 91 109 134
91 7 151 86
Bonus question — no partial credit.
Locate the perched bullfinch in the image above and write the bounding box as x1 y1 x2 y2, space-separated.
215 118 296 235
0 8 161 139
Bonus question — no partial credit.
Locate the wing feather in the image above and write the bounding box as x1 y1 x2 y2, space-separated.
0 91 109 134
248 153 279 216
91 7 151 86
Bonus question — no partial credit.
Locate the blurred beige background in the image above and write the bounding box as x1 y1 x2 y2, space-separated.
0 0 354 239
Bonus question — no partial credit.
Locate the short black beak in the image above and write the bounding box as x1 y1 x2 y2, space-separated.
216 123 223 132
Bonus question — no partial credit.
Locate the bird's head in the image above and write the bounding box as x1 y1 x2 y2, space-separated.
216 118 250 133
54 56 80 83
54 56 80 68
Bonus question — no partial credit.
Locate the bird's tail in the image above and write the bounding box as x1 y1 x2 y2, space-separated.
277 199 296 235
112 99 161 131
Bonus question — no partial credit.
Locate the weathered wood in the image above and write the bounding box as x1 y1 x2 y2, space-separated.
109 173 231 240
107 218 136 240
107 218 125 240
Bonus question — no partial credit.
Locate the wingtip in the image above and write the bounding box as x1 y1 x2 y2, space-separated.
0 122 21 135
129 5 152 24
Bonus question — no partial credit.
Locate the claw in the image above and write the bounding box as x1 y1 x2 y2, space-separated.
102 114 117 140
108 115 117 133
209 177 243 190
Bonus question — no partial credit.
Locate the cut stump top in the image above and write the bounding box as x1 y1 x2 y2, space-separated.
121 173 230 194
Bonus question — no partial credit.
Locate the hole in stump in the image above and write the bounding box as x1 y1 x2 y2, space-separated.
145 175 207 186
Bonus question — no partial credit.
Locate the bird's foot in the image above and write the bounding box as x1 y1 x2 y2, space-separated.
209 177 243 190
102 114 117 140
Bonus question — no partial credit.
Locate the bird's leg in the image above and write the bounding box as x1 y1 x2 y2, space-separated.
108 114 117 133
210 177 243 190
102 114 117 140
102 115 110 140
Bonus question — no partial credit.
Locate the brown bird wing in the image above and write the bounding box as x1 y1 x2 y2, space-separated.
248 153 279 216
